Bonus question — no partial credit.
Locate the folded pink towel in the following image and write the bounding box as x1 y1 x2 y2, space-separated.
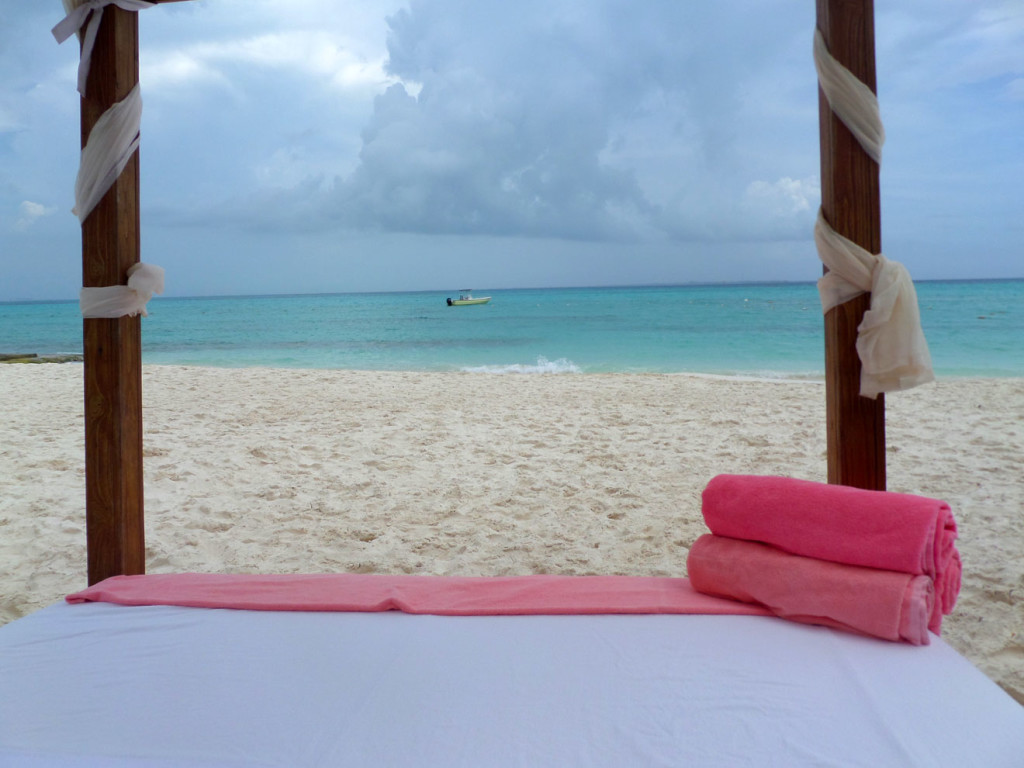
687 534 935 645
66 572 773 618
701 474 960 633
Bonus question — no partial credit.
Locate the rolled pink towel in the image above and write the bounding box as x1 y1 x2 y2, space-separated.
701 474 960 633
687 534 935 645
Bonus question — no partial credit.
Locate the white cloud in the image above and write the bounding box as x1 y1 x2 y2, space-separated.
316 0 821 243
3 0 1019 299
144 33 402 94
143 49 231 91
878 2 1024 96
744 177 818 217
956 5 1024 85
136 1 826 246
15 200 56 230
722 176 821 242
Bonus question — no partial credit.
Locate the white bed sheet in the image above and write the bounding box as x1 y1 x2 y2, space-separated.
1 601 1021 767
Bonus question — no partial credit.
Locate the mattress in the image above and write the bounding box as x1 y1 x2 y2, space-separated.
1 597 1022 767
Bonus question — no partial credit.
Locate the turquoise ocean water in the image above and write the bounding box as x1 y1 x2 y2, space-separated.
1 281 1022 377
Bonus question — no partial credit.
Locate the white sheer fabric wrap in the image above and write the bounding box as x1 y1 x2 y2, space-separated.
54 2 148 223
812 29 933 397
73 83 142 223
813 29 884 165
815 212 934 398
55 0 164 317
80 262 165 318
52 0 155 96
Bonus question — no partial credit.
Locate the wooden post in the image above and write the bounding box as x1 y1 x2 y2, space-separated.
80 7 145 585
816 0 886 490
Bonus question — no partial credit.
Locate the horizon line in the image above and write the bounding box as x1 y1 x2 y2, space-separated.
3 276 1023 306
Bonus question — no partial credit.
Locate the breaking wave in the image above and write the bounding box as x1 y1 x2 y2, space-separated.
461 356 582 374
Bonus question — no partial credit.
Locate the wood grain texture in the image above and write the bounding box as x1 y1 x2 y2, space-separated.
80 7 145 585
816 0 886 490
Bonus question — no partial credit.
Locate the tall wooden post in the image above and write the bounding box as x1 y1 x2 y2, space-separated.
80 7 145 584
816 0 886 490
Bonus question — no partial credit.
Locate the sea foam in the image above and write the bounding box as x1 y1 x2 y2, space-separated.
461 356 581 374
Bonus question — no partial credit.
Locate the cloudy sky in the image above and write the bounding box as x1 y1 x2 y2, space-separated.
1 0 1021 301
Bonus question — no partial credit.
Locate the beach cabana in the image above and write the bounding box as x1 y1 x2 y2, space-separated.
0 1 1021 765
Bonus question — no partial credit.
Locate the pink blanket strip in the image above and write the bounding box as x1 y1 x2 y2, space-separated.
701 474 960 632
66 573 774 617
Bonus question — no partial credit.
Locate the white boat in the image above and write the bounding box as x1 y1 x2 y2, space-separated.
446 290 491 306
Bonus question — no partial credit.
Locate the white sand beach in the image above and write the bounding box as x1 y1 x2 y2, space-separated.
1 364 1021 702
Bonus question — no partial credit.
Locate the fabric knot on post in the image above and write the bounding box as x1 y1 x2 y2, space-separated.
80 262 165 318
815 212 934 398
